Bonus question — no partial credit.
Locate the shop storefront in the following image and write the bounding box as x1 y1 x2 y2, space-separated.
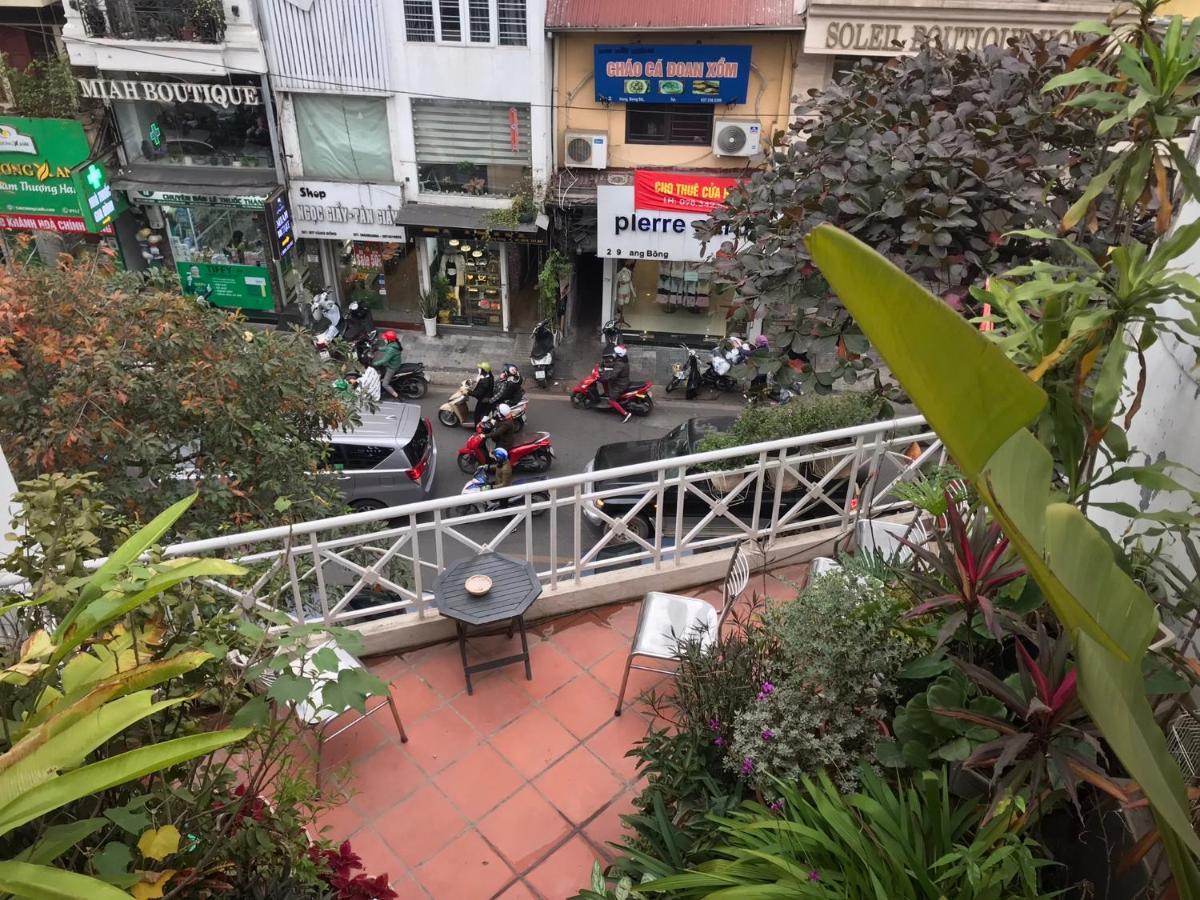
87 73 286 311
0 116 125 260
595 171 743 343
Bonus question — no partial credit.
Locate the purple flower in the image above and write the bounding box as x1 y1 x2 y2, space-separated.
769 799 784 813
761 728 775 741
756 681 776 702
707 718 720 732
808 870 820 882
713 737 724 747
740 757 754 776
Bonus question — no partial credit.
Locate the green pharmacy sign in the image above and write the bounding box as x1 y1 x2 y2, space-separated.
178 261 273 311
70 159 125 233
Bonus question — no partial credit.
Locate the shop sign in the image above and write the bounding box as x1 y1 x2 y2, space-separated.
594 44 751 104
70 159 125 234
131 190 270 210
633 170 738 215
597 183 733 262
77 78 263 108
178 261 273 312
289 180 408 242
804 12 1078 56
266 187 295 259
0 117 113 234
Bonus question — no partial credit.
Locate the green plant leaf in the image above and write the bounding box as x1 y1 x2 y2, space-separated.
0 860 133 900
1062 155 1122 231
1042 67 1117 91
12 818 106 865
92 841 134 877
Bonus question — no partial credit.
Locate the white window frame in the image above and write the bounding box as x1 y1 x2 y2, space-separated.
404 0 522 47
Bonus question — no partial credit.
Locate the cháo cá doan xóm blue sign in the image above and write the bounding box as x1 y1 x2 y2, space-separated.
594 44 752 104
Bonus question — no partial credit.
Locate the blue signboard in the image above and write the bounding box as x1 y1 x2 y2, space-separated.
594 44 752 105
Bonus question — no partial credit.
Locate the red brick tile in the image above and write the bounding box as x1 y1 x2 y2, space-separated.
477 785 573 872
388 670 443 722
541 613 628 668
494 879 539 899
367 652 410 682
587 714 653 784
409 646 471 700
451 674 536 736
342 827 405 891
434 744 525 822
345 743 427 818
464 629 536 663
533 746 623 825
540 674 618 741
492 707 579 779
416 830 515 900
313 798 365 844
504 640 584 700
317 710 391 773
590 601 642 638
401 705 482 775
582 791 639 860
590 648 669 710
375 784 470 868
387 869 433 900
525 835 605 900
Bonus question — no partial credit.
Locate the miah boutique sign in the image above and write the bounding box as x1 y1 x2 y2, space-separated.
77 78 262 108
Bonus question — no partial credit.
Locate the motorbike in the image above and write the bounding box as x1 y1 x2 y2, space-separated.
600 317 624 358
456 428 554 474
382 362 430 400
570 366 654 416
529 320 556 387
666 343 741 399
318 327 377 369
438 378 528 429
461 467 550 516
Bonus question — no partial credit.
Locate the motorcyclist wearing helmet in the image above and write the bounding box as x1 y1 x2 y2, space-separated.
483 401 519 454
484 446 514 507
372 330 403 399
470 361 495 425
490 363 524 408
346 367 381 404
342 300 375 345
601 345 632 422
311 289 341 344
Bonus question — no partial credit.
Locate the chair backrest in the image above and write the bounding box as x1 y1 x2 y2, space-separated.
855 517 926 564
716 539 757 627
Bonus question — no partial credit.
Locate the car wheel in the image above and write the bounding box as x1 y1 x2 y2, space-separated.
437 409 459 428
399 378 427 399
614 513 652 544
350 499 387 513
457 452 478 474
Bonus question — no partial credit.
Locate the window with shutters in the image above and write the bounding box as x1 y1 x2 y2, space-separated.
413 99 531 197
626 104 714 146
401 0 523 46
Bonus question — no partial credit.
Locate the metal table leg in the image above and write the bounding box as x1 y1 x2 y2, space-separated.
455 619 473 695
517 615 531 681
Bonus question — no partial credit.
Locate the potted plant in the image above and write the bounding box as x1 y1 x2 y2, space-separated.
418 289 439 337
183 0 226 42
240 155 258 167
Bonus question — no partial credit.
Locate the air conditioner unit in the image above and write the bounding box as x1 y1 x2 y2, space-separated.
564 130 608 169
712 120 761 157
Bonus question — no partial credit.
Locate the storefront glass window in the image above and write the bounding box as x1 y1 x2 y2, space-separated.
434 238 503 327
615 259 734 339
164 204 274 310
293 95 394 183
113 93 272 169
335 239 422 324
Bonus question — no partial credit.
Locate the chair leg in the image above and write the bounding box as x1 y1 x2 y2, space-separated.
387 694 409 744
614 653 634 717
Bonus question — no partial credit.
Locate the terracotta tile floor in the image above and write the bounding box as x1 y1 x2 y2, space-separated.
316 565 801 900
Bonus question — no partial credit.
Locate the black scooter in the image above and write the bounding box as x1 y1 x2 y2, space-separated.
529 320 555 387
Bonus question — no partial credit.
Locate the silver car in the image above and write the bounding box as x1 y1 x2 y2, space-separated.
327 405 436 512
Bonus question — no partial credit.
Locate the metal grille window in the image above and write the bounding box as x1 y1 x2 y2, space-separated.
403 0 434 41
497 0 525 46
413 99 531 196
626 104 714 146
438 0 461 41
468 0 491 42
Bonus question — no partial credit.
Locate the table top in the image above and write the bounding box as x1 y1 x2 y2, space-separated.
431 552 542 625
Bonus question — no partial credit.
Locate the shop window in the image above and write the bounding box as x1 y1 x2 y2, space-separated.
413 99 531 197
401 0 523 45
165 203 274 310
403 0 435 41
614 258 734 338
625 104 714 146
467 0 490 42
111 89 273 169
436 238 503 327
293 94 394 183
438 0 461 41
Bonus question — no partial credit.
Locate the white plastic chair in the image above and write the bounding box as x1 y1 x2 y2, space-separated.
855 517 927 564
613 540 757 716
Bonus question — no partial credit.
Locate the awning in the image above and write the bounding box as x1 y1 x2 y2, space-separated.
390 203 545 244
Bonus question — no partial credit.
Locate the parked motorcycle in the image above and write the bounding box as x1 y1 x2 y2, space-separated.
600 317 623 358
529 320 556 387
383 362 430 400
457 429 554 474
439 378 528 429
665 343 740 399
461 467 550 516
570 366 654 416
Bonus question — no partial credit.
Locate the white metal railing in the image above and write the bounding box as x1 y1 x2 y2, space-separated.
148 415 939 628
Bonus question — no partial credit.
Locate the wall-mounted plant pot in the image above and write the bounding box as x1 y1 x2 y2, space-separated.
422 316 437 337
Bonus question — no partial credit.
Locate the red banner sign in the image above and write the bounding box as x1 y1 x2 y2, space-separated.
0 213 112 235
634 170 739 215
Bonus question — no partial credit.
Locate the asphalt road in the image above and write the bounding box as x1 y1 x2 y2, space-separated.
404 384 745 570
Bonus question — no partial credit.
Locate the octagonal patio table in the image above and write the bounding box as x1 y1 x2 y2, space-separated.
431 552 542 695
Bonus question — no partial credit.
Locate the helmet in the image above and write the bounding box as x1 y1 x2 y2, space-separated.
506 364 521 379
383 330 399 343
497 403 512 417
333 378 349 391
755 335 770 348
348 301 368 319
493 447 509 461
614 345 627 357
478 361 492 373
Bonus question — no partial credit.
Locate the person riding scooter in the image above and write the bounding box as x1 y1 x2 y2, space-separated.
342 300 375 345
490 363 524 408
486 446 513 490
483 402 520 454
346 367 381 404
470 361 495 425
372 330 403 399
601 345 632 423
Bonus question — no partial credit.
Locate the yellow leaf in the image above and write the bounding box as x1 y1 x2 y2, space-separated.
137 825 180 861
130 869 176 900
18 630 53 662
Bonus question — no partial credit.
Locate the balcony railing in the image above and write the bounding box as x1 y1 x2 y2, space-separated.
79 0 227 43
132 415 938 629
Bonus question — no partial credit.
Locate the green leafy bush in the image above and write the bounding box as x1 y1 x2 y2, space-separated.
876 668 1005 769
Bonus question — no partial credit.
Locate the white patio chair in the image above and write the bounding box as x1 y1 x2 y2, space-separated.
613 539 757 716
855 516 927 564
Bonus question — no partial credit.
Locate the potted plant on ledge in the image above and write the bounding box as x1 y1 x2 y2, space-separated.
418 288 439 337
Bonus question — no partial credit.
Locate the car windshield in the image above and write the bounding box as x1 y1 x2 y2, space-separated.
660 422 691 457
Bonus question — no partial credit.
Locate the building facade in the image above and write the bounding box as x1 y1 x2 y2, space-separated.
260 0 551 332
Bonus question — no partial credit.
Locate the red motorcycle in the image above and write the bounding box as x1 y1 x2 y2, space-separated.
456 429 555 474
570 367 654 416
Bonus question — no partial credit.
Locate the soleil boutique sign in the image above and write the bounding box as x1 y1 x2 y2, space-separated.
77 78 263 108
804 11 1079 55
